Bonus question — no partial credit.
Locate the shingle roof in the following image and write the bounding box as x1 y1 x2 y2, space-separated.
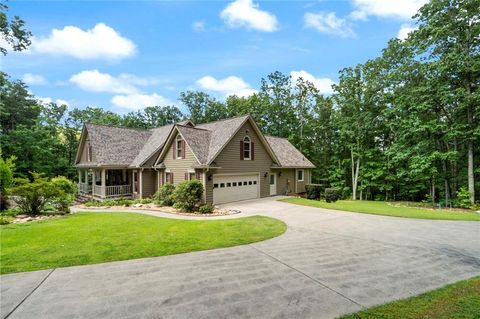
196 115 250 164
130 124 173 167
80 116 313 169
85 124 152 166
265 136 315 168
176 125 211 164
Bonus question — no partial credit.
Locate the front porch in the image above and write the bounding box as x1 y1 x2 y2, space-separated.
78 168 137 200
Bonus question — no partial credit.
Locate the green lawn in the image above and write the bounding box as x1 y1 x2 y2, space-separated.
338 277 480 319
280 198 480 221
0 212 286 274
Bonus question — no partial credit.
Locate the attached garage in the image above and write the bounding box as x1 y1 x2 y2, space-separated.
212 173 259 204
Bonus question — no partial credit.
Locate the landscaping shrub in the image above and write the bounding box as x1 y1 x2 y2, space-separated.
325 188 341 203
84 199 133 207
199 203 214 214
0 155 16 211
172 180 203 212
456 187 472 209
305 184 326 200
50 176 77 213
154 184 175 206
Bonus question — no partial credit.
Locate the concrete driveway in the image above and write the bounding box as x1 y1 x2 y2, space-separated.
2 197 479 319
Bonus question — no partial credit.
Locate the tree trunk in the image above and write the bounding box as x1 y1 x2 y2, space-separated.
468 140 475 204
351 149 360 200
431 176 436 207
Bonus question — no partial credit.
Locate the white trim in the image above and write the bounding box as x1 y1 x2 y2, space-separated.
243 136 251 160
297 169 304 182
202 171 207 203
175 134 183 159
212 172 260 204
155 126 202 166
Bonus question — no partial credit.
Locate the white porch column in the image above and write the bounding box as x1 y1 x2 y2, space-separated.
78 170 82 184
91 170 95 195
101 168 106 198
139 170 143 199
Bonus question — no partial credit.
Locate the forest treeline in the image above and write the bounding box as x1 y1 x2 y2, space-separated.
1 0 478 205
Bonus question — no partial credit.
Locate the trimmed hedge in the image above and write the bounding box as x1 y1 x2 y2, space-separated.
172 180 203 212
305 184 326 200
325 188 341 203
154 184 176 206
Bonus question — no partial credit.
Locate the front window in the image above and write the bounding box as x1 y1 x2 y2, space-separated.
176 135 183 159
166 172 172 184
297 170 304 182
243 136 251 160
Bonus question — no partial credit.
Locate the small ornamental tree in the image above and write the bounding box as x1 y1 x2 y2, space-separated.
11 173 76 215
11 173 53 215
172 180 204 212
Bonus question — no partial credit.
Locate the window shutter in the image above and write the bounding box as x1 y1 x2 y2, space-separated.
240 141 244 160
171 172 174 184
183 140 186 159
160 172 163 186
184 172 188 180
251 141 255 160
173 141 176 159
196 171 200 180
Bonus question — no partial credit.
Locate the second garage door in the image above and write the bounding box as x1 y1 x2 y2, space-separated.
213 173 259 204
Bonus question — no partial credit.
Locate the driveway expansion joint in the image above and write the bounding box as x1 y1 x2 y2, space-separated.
4 268 56 319
248 244 365 309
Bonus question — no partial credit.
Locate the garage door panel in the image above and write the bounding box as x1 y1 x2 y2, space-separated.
213 174 259 204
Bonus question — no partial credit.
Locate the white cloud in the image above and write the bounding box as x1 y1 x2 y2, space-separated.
22 73 48 85
350 0 428 20
196 75 257 98
111 93 174 111
192 21 206 32
69 70 152 94
37 96 70 107
220 0 278 32
290 70 336 94
31 23 136 60
397 24 416 40
304 12 355 38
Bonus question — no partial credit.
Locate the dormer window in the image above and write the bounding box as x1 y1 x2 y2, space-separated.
243 136 251 160
176 135 183 159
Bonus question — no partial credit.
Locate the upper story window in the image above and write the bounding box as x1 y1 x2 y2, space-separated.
243 136 251 160
176 135 183 159
86 140 92 162
297 169 304 182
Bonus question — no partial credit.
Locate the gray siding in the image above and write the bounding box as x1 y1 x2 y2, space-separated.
205 121 275 203
273 168 295 195
163 133 199 185
295 169 310 193
78 131 97 164
141 169 156 197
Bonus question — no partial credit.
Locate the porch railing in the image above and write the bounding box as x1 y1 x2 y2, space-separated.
78 182 90 194
105 185 132 198
93 185 103 197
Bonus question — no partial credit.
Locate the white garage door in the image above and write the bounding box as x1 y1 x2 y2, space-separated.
213 173 259 204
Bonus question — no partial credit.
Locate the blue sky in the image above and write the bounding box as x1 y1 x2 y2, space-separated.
1 0 425 113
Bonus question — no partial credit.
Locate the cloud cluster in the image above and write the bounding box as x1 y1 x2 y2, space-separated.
69 70 171 111
196 75 257 98
221 0 278 32
290 70 336 94
304 12 355 38
350 0 428 21
22 73 48 85
31 23 136 61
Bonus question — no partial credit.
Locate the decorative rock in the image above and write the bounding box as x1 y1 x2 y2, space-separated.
132 203 143 208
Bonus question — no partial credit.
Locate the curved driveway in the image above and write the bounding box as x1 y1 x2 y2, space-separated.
2 197 479 319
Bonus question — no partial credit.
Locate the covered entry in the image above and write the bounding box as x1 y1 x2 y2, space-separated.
213 173 259 204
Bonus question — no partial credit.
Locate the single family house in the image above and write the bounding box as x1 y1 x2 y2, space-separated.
75 114 315 204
